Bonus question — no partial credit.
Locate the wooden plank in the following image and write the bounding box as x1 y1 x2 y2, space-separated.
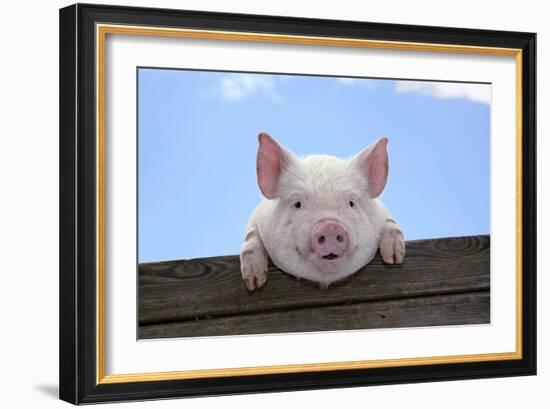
139 291 490 339
139 235 490 325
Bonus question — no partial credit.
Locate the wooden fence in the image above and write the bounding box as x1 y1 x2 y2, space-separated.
139 235 490 339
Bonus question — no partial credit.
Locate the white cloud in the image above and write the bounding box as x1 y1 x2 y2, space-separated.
336 77 358 85
394 80 491 104
205 73 282 103
336 77 378 89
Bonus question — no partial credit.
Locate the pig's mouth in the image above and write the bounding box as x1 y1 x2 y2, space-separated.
310 251 346 274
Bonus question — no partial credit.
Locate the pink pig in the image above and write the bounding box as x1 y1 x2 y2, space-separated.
240 132 405 290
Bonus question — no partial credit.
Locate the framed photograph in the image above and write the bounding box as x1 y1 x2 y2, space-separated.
59 3 536 404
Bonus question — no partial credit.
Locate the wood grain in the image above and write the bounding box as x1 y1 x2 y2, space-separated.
139 235 490 328
139 291 490 339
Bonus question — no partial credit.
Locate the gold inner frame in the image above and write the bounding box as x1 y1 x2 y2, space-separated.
95 23 523 385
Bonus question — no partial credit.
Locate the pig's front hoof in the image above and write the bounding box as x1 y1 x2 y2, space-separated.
240 254 268 291
380 226 405 265
243 271 268 291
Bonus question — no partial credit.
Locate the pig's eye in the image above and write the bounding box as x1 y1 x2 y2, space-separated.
294 201 302 209
349 201 355 208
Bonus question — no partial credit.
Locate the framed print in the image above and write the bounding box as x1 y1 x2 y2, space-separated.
59 3 536 404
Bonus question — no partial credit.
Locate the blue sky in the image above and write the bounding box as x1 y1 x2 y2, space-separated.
138 68 490 262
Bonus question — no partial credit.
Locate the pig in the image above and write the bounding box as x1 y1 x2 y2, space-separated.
240 132 405 291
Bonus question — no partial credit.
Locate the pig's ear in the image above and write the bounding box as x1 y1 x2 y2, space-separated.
256 132 294 199
352 137 389 198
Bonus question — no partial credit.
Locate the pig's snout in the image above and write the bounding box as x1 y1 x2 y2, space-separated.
310 220 349 259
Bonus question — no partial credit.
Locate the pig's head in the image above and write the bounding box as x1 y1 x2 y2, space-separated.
256 132 390 286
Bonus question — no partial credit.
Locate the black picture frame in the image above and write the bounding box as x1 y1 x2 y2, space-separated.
59 3 536 404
